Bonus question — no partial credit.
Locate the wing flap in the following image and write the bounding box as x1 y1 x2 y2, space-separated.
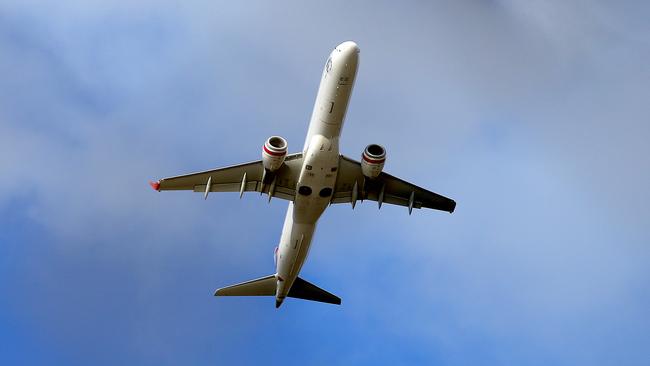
193 181 258 193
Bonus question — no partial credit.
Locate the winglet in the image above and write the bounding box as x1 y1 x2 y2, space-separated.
449 200 456 213
149 180 161 191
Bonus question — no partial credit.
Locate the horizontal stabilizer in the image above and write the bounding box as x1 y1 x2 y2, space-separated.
214 275 276 296
288 277 341 305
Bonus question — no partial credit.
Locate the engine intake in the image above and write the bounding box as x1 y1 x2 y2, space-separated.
262 136 288 171
361 144 386 179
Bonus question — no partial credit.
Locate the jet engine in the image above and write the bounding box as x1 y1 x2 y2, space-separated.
262 136 288 172
361 144 386 179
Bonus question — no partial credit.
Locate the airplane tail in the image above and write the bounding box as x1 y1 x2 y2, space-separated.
214 274 277 296
288 277 341 305
214 274 341 306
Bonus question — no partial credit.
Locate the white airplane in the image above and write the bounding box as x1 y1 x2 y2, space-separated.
150 41 456 308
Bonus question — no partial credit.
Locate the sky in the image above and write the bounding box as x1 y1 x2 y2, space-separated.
1 1 649 365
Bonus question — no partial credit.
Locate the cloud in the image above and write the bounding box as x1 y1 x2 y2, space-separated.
1 1 649 365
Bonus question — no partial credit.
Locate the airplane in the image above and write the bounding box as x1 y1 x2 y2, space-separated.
149 41 456 308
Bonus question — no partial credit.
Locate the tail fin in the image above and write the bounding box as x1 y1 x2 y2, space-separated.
214 274 276 296
288 277 341 305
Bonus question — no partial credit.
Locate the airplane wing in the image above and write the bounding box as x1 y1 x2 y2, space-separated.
151 153 303 201
331 155 456 214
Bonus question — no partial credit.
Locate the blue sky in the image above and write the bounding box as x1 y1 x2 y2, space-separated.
1 1 649 365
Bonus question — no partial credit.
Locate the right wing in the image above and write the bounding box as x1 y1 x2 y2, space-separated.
331 155 456 214
151 153 303 201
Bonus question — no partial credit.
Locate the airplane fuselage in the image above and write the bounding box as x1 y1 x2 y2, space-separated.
275 41 359 306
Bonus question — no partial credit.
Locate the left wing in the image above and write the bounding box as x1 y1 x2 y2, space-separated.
151 153 303 201
331 155 456 214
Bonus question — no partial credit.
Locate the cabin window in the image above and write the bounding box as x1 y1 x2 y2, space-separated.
306 165 312 170
298 186 312 196
331 167 337 172
319 188 333 197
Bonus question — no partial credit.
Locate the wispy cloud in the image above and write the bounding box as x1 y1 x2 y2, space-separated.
1 1 648 365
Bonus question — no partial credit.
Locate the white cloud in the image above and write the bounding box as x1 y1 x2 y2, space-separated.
1 1 649 364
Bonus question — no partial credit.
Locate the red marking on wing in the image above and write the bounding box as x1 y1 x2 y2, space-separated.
149 181 160 191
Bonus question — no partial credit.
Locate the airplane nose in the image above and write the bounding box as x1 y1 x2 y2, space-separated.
336 41 360 55
334 41 359 66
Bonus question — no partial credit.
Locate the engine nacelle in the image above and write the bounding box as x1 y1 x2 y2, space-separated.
361 144 386 179
262 136 288 172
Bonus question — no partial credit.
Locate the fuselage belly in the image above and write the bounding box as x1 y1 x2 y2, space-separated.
275 42 359 304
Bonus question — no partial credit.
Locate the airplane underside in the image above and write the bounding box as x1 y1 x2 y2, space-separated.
150 41 456 308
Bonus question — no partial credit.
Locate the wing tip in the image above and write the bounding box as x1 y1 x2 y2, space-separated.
449 200 456 213
149 180 161 191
